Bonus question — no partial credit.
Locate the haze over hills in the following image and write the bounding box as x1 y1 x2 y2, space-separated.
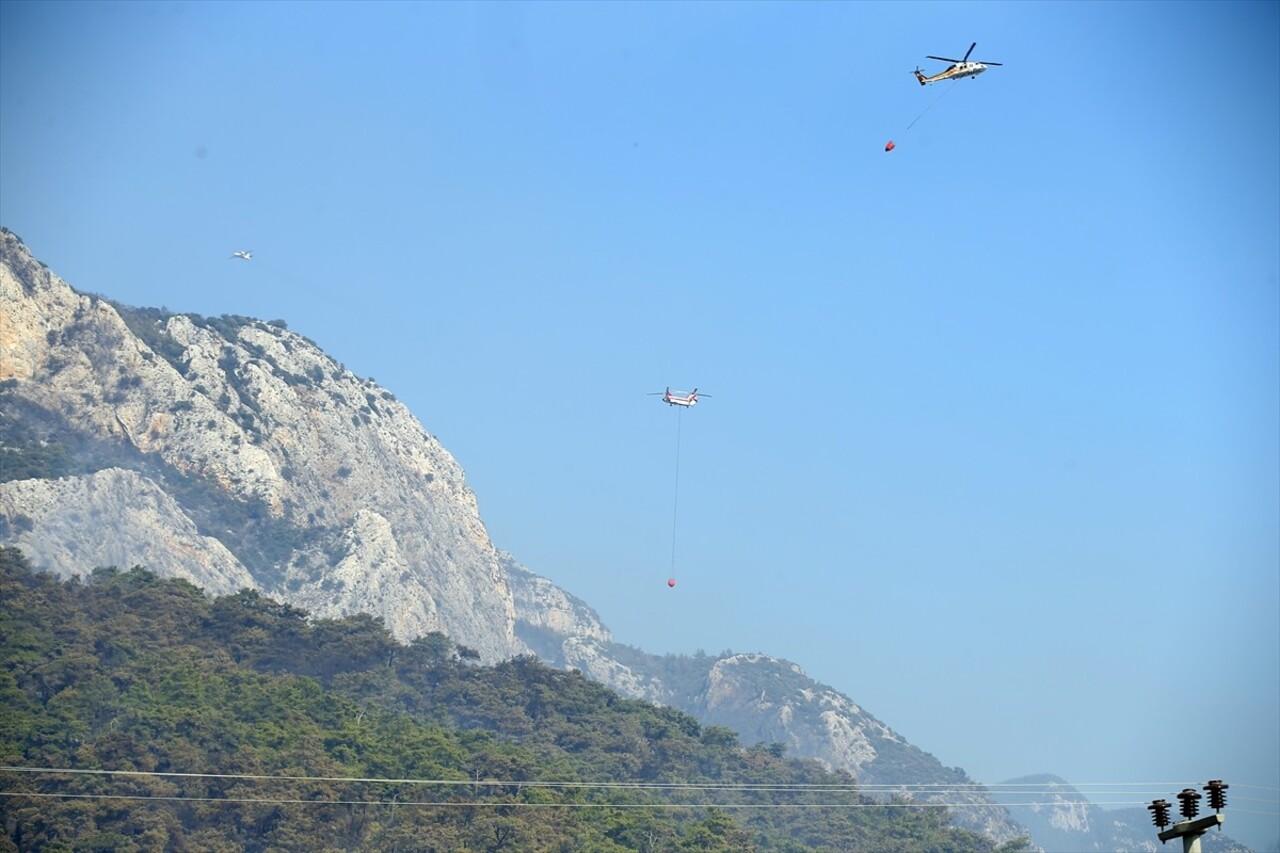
996 775 1252 853
0 228 1257 851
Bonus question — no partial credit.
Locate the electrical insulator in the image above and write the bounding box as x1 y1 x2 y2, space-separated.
1177 787 1201 819
1148 799 1171 828
1205 779 1228 812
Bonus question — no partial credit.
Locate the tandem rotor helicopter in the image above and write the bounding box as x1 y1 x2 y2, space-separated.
913 42 1002 86
649 387 710 408
650 385 711 590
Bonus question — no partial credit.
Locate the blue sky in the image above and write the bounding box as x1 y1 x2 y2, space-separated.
2 1 1277 847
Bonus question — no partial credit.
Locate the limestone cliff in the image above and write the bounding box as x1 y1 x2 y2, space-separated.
0 467 252 595
0 228 517 660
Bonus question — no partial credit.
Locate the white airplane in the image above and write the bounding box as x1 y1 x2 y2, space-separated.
649 387 710 408
229 250 253 260
914 42 1002 86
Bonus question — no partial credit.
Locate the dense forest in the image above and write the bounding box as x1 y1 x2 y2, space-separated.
0 548 1028 852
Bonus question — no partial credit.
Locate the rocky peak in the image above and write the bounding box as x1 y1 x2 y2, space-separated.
1 228 519 660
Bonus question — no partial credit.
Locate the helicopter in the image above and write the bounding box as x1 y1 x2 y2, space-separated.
914 42 1002 86
229 250 253 260
649 387 710 408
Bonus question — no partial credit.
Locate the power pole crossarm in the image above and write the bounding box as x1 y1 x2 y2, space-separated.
1157 813 1224 852
1149 781 1228 852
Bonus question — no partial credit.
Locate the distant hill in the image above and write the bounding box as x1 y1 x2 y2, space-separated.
0 226 1028 845
0 547 1027 851
999 774 1253 853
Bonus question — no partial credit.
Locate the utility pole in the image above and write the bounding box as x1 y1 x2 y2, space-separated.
1148 780 1229 852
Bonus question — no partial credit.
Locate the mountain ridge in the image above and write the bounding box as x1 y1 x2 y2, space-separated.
0 227 1030 844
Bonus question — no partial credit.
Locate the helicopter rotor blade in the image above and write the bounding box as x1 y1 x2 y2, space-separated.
963 42 976 62
926 55 961 63
978 61 1003 66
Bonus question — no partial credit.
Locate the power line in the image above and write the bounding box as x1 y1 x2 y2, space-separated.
0 766 856 790
5 791 1274 815
3 767 1276 798
0 791 1014 809
3 767 1275 816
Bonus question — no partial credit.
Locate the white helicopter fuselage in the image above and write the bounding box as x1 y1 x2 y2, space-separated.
664 395 698 407
951 61 989 80
916 61 989 85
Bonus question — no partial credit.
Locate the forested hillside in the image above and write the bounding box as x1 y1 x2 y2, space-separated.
0 547 1027 852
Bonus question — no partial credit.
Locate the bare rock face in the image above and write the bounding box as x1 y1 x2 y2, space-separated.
281 508 442 641
0 468 253 595
0 228 518 660
501 554 678 701
560 637 669 704
502 553 674 700
502 552 610 644
699 655 885 774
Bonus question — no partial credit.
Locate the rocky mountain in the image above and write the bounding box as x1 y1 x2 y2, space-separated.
999 774 1253 853
0 227 1028 845
521 630 1021 841
0 227 517 659
0 467 253 595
